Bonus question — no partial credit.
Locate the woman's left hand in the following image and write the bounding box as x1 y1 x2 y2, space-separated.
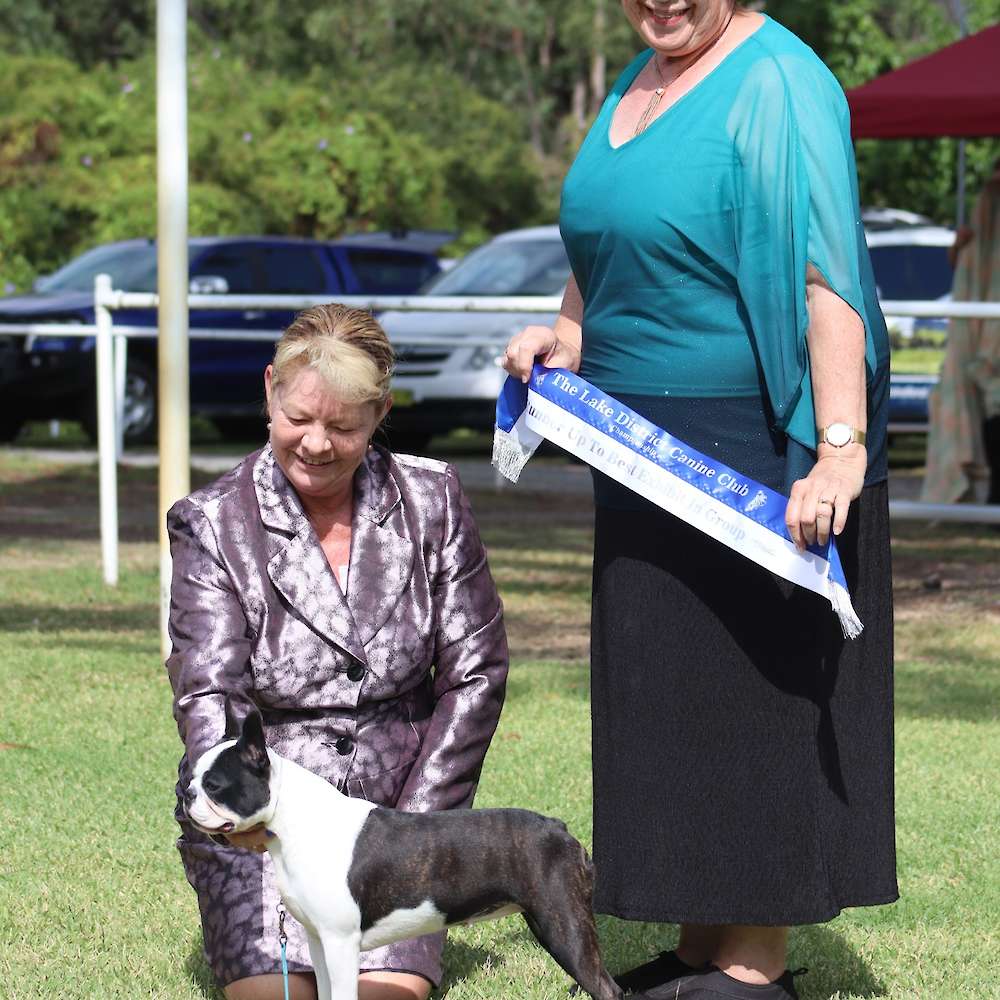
785 448 867 550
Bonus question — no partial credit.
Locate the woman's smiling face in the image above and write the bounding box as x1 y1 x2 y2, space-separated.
622 0 734 57
265 365 388 505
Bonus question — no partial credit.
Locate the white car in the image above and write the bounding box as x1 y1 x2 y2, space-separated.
381 225 568 450
383 221 954 445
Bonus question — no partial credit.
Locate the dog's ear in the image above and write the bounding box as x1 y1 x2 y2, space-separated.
223 695 241 740
236 707 269 775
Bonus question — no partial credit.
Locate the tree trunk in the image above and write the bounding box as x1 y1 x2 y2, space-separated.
512 26 545 156
589 0 607 117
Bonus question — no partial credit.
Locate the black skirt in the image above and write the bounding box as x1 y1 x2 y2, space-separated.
589 397 898 926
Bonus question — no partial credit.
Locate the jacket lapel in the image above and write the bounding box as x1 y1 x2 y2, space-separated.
253 447 367 664
348 450 415 649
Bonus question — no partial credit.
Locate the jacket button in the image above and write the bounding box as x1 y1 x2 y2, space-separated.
334 736 354 756
346 664 365 682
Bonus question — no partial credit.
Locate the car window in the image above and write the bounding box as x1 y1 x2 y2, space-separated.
260 246 327 294
426 239 570 295
193 246 261 293
869 245 953 300
39 244 159 293
344 250 439 294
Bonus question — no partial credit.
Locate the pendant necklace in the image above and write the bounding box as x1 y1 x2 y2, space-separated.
632 8 738 138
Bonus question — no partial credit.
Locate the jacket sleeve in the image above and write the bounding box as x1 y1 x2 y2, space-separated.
393 465 509 813
165 498 257 767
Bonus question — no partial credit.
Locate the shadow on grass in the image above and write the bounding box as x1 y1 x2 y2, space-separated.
185 941 224 999
504 660 591 702
895 657 1000 723
0 604 156 633
438 938 499 995
793 923 886 999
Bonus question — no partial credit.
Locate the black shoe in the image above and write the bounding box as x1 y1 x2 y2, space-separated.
614 950 704 994
635 965 803 1000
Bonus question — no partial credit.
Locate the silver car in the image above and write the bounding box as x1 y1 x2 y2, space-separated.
380 225 569 450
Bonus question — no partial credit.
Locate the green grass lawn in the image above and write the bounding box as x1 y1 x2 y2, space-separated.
1 456 998 999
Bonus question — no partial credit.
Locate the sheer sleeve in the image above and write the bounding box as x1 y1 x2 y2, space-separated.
728 51 886 452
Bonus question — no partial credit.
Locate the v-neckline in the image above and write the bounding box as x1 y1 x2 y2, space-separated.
607 15 768 152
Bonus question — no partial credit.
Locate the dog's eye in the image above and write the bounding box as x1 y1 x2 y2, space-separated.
203 776 225 797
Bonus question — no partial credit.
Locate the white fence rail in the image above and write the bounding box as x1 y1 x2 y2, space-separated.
2 277 999 588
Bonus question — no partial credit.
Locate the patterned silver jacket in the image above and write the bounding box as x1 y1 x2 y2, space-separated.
166 444 509 815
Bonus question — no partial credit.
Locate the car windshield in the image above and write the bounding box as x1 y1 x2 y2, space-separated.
38 244 159 293
424 238 570 295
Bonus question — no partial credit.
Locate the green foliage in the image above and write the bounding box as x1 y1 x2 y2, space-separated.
3 0 1000 288
0 44 543 289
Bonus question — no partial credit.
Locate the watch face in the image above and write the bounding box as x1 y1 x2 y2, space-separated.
826 423 852 447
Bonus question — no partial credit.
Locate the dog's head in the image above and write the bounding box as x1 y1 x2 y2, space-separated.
183 699 275 836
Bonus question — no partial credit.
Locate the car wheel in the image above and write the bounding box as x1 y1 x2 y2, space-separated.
381 428 433 454
0 412 25 442
82 358 157 446
213 416 267 444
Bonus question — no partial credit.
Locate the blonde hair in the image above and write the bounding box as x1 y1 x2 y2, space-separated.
270 304 394 406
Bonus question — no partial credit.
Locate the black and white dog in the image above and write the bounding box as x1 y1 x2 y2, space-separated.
184 704 622 1000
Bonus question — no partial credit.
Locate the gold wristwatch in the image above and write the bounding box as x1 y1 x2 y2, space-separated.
817 423 866 448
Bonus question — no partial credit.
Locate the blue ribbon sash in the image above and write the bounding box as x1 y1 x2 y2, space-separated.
493 365 862 638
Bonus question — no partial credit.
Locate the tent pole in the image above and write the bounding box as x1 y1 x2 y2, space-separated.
952 0 968 229
956 140 966 228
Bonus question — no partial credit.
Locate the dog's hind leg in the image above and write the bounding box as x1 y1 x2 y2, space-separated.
521 906 621 1000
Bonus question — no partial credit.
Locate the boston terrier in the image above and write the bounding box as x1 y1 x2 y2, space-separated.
184 702 622 1000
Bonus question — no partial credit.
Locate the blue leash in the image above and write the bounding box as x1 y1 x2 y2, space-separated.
277 903 290 1000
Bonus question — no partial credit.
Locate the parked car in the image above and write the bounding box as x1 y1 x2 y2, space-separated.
860 206 936 231
381 226 569 450
0 232 448 444
865 225 954 339
382 222 955 444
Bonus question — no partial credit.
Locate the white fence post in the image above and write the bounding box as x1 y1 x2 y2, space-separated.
157 0 190 660
114 334 127 459
94 273 118 586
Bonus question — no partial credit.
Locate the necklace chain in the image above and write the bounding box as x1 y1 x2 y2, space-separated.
631 7 737 138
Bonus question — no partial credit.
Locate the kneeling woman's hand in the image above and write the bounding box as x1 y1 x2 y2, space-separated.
225 823 273 853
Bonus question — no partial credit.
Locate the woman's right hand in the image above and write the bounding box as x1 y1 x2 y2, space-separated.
502 325 581 383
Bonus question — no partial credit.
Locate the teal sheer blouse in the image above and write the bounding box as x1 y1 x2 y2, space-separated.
560 15 890 458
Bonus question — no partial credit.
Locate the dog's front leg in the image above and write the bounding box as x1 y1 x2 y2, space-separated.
313 930 361 1000
305 931 332 1000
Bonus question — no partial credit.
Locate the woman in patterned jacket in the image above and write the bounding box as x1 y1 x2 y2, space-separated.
166 304 509 1000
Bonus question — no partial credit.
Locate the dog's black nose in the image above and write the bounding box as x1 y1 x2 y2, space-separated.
183 784 197 804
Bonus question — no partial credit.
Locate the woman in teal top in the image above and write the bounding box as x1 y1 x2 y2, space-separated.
504 4 896 1000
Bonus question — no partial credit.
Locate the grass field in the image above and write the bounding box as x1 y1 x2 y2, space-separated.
1 452 998 1000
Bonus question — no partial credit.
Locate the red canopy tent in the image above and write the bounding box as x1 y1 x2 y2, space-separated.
847 22 1000 139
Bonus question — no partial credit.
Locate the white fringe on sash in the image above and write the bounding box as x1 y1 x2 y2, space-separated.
491 422 542 484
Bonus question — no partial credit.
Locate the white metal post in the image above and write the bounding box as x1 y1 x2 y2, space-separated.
114 333 127 459
94 273 119 585
157 0 190 659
